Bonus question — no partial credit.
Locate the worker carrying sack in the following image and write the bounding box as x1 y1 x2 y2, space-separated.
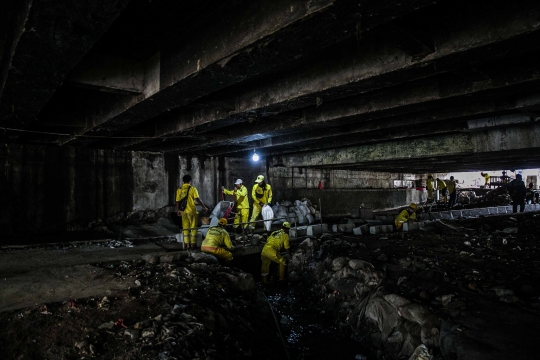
177 186 191 213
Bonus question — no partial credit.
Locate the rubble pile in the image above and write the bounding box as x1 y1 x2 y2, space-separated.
272 198 321 226
286 216 540 360
0 257 283 360
459 187 512 207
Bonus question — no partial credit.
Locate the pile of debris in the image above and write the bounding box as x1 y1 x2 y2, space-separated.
286 224 540 360
0 257 284 360
460 187 512 207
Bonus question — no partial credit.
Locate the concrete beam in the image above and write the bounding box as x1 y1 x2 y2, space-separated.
160 56 540 153
273 122 540 171
57 0 429 146
89 0 540 152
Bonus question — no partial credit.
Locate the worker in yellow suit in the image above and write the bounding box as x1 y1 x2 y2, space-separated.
426 174 434 199
261 222 291 283
395 203 418 230
201 218 234 264
176 174 208 250
250 175 273 229
480 172 490 188
436 177 448 202
222 179 249 229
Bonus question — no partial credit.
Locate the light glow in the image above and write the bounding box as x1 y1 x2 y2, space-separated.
252 150 259 162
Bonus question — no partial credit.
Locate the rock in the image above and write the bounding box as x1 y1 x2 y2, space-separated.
468 282 478 291
98 321 115 329
348 259 374 270
142 329 155 338
160 252 189 263
124 329 140 340
236 273 256 291
408 344 432 360
332 257 350 271
142 254 160 264
441 294 454 306
191 252 219 264
494 288 514 297
500 295 519 303
399 258 412 269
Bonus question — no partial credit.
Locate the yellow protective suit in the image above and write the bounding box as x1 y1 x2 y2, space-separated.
483 173 490 186
261 229 290 278
201 226 234 261
223 185 249 228
250 183 273 225
394 209 417 229
426 177 434 198
176 184 201 245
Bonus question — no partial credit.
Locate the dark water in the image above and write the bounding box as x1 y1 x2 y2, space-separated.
234 253 371 360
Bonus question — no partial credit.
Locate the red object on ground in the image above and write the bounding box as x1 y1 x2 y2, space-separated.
318 181 323 190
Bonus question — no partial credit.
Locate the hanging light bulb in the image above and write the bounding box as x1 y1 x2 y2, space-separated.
252 149 259 162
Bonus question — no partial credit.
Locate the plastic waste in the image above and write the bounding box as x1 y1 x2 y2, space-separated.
262 204 274 231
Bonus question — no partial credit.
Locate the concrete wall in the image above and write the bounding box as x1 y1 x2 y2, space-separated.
0 145 224 238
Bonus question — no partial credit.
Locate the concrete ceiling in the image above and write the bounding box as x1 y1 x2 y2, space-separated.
2 0 540 173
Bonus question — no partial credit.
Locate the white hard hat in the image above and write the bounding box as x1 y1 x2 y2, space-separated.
234 179 243 185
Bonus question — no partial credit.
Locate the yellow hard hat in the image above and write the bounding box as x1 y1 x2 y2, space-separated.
409 203 418 210
218 218 228 226
282 221 291 229
428 174 433 178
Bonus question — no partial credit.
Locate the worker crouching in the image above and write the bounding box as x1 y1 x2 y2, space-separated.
201 218 234 265
395 203 418 230
261 222 291 284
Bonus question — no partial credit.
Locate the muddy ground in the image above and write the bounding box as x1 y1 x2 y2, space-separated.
0 212 539 359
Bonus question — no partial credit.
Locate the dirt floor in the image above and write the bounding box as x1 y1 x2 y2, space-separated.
1 211 539 359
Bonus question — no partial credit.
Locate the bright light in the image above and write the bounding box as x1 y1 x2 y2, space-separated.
252 150 259 162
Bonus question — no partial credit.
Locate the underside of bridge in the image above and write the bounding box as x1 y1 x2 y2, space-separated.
2 0 540 236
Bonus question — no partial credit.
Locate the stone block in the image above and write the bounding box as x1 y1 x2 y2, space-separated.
488 207 498 215
403 221 425 232
307 224 328 236
505 206 513 213
461 209 472 217
370 225 394 234
524 204 533 212
440 211 453 220
469 209 481 217
450 210 462 218
478 208 490 216
160 252 189 263
498 206 508 214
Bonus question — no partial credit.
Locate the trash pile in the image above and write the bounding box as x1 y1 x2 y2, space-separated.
288 237 439 360
271 198 321 226
0 257 283 360
286 219 540 360
459 187 512 207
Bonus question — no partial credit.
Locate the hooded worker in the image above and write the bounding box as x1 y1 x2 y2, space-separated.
250 175 273 228
395 203 418 229
426 174 434 199
176 174 209 250
507 174 526 213
222 179 249 229
201 218 234 264
261 222 291 283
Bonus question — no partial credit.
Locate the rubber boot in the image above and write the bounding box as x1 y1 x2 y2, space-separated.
261 276 267 283
279 264 286 281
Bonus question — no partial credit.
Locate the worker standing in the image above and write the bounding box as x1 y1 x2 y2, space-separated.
435 177 447 202
222 179 249 229
261 222 291 284
426 174 434 200
250 175 273 229
446 176 457 209
176 174 209 250
480 172 490 188
395 203 418 230
507 174 527 213
201 218 234 264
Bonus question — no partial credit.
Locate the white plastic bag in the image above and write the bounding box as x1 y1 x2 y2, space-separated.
262 204 274 231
